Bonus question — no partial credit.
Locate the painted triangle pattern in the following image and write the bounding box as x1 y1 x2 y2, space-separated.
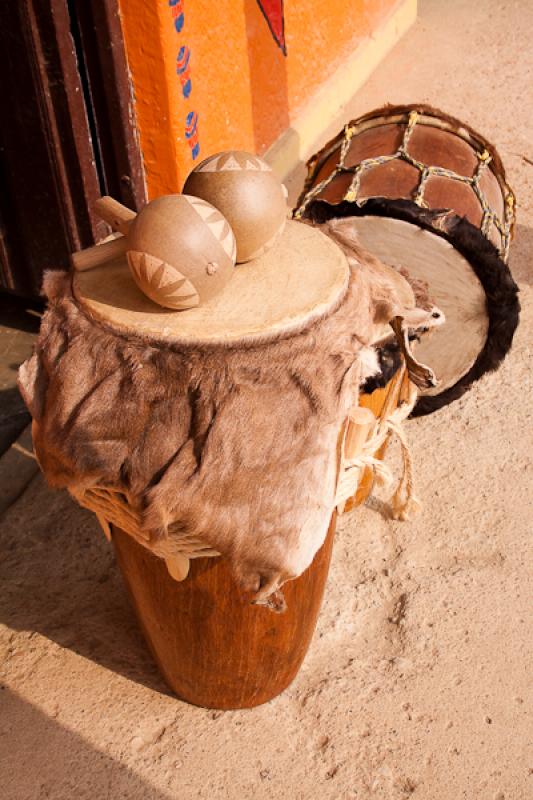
208 216 228 241
127 251 199 310
221 227 236 260
219 154 241 171
197 155 221 172
194 151 272 173
185 197 236 261
186 195 215 221
256 0 286 55
211 215 235 259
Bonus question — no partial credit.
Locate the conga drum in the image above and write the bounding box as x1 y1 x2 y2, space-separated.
23 217 405 709
72 221 352 709
296 104 520 415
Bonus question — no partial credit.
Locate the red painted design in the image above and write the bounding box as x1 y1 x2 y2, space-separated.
256 0 286 55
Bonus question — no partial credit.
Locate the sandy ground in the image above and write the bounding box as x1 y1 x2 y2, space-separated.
1 1 532 798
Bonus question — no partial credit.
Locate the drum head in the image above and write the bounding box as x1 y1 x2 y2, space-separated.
296 103 519 415
298 103 515 261
73 220 349 347
315 205 518 415
351 216 488 396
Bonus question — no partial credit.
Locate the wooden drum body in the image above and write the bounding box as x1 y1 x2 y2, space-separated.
110 361 412 709
113 518 335 709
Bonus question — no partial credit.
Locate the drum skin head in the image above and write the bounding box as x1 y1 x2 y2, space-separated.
73 220 349 347
297 103 519 415
350 216 488 396
301 201 519 416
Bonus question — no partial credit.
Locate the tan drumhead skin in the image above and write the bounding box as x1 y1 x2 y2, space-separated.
72 220 349 347
350 216 489 395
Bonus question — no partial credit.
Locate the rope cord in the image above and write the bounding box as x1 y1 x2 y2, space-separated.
335 381 420 521
295 110 513 260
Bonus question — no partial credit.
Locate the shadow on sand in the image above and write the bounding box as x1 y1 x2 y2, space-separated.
0 473 170 697
0 688 173 800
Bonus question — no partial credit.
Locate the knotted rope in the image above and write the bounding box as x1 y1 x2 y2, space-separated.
335 379 420 520
295 108 514 261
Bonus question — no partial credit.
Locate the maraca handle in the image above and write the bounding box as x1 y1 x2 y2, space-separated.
71 196 136 271
71 235 128 272
94 196 136 235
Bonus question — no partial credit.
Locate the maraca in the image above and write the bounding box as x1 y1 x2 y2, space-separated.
183 151 288 263
72 195 236 310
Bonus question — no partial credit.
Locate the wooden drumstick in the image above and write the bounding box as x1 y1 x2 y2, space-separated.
71 234 128 272
94 196 137 235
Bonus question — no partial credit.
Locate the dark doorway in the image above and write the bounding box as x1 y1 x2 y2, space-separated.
0 0 146 298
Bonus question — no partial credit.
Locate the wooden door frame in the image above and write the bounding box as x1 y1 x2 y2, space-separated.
67 0 146 212
0 0 145 297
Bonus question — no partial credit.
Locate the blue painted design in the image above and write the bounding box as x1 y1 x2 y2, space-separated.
169 0 184 33
176 45 190 73
185 111 200 159
185 110 198 138
168 1 200 162
176 46 192 98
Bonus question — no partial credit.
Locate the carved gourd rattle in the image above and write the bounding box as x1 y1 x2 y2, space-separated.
72 151 289 310
72 194 237 310
183 150 288 262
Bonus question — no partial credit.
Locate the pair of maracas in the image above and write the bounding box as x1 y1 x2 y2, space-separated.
76 151 288 310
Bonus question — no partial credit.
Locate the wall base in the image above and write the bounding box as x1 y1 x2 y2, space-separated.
264 0 417 180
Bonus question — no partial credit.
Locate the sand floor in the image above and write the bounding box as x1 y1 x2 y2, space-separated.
1 1 532 798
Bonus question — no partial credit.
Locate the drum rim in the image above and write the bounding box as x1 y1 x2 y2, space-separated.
70 267 350 352
71 221 351 351
305 198 520 416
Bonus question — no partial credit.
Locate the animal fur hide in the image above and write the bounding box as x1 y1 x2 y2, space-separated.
19 235 438 603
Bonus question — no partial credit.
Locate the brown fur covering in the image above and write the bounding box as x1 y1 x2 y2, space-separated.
19 239 436 601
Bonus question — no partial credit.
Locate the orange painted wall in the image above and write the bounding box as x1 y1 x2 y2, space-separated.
118 0 401 198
